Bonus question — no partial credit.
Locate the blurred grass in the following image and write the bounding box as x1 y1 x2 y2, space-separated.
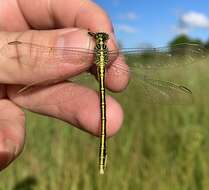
1 57 209 190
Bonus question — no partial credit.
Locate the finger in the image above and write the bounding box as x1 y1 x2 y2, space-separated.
0 0 114 32
17 0 130 91
0 0 129 92
0 99 25 171
0 29 95 85
0 0 29 31
91 55 130 92
0 29 129 92
107 56 130 92
7 82 124 137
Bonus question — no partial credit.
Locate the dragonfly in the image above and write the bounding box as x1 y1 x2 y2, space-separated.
2 31 207 174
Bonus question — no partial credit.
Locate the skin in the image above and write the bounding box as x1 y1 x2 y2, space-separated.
0 0 129 171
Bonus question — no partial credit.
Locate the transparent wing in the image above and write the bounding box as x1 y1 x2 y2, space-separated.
1 41 96 68
106 43 207 104
3 41 205 104
2 41 207 69
111 43 208 70
129 75 193 104
106 63 193 105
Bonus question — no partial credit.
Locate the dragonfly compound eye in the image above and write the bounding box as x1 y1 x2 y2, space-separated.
101 33 109 41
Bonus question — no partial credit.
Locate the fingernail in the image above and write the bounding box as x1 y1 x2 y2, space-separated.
0 139 16 171
57 29 94 50
110 21 115 34
109 32 119 49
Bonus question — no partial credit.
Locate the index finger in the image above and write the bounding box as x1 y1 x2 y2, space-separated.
0 0 129 91
6 0 113 33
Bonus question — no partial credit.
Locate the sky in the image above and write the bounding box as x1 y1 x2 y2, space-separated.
94 0 209 47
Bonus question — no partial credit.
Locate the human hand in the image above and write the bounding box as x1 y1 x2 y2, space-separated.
0 0 129 171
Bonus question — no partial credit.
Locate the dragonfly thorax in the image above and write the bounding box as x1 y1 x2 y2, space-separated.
88 32 109 66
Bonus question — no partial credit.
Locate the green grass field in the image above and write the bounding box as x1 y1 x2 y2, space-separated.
1 57 209 190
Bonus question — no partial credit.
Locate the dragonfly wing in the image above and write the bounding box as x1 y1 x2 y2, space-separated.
108 43 208 71
17 78 69 94
17 72 94 94
106 43 205 104
1 41 95 69
12 77 99 110
107 62 193 104
6 42 201 105
132 75 193 104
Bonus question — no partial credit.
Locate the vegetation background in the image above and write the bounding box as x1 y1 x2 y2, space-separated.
1 0 209 189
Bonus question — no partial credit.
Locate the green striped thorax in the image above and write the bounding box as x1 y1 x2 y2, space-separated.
88 31 109 68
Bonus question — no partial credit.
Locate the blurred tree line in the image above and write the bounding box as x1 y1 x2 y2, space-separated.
125 34 209 66
121 34 209 66
168 34 209 58
169 34 209 49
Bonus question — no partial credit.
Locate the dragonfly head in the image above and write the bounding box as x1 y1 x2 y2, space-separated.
88 32 109 43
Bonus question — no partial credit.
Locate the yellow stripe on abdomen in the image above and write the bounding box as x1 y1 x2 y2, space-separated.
98 64 107 174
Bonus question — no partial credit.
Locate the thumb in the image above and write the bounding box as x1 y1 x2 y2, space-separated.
0 28 95 86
